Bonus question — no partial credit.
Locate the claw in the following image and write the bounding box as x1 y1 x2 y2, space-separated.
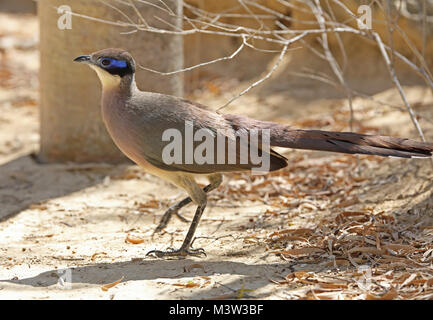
146 246 207 258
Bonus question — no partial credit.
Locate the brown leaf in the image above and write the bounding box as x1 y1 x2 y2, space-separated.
318 283 348 289
101 276 124 291
173 281 200 288
383 244 417 254
336 197 359 208
91 252 107 261
137 200 160 209
269 228 314 238
126 235 144 244
29 203 48 210
274 247 325 257
324 259 350 267
336 211 369 222
269 235 308 242
367 287 398 300
348 246 385 255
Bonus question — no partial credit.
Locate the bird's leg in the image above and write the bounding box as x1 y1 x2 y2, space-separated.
153 174 222 234
147 202 207 258
147 174 222 258
153 184 211 234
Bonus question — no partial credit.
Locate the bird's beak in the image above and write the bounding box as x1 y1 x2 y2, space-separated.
73 55 91 63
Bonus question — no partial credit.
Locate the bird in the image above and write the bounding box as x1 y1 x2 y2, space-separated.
74 48 433 258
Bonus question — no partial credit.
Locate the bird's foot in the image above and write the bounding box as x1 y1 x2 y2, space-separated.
153 207 189 235
146 246 206 258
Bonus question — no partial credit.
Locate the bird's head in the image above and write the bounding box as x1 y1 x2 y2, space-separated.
74 48 136 89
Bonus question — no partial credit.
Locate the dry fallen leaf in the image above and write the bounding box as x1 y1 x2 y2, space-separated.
269 228 314 238
273 247 325 257
28 203 48 210
126 234 144 244
101 276 124 291
348 246 384 255
318 283 348 290
367 287 398 300
269 235 308 242
91 252 107 261
137 200 160 209
382 244 417 254
336 196 359 208
173 281 200 288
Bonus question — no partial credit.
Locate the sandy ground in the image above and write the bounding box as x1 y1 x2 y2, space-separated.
1 13 433 300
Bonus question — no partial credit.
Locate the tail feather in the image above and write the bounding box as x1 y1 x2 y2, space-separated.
223 114 433 159
271 129 433 158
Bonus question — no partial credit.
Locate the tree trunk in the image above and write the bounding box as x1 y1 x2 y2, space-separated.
38 0 183 163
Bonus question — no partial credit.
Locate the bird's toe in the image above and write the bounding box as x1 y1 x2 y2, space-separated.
146 246 206 259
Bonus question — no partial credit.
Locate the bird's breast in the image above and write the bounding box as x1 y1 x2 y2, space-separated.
101 93 151 167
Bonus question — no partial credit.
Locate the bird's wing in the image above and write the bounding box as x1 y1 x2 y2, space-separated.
126 93 287 174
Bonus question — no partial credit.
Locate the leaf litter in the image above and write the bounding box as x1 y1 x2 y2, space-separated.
207 150 433 300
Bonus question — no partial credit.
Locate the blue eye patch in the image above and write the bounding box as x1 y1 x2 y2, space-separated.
101 58 127 68
110 59 127 68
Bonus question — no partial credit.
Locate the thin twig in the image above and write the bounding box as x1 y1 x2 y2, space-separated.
216 42 290 112
216 31 309 112
139 35 247 75
373 31 428 145
309 0 355 130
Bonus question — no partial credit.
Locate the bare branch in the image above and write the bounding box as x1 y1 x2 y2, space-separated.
216 33 303 113
139 35 247 75
309 0 355 130
373 31 427 143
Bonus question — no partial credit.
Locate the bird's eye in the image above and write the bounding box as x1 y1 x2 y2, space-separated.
101 59 111 66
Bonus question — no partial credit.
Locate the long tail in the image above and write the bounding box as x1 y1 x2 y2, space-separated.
271 129 433 158
223 114 433 159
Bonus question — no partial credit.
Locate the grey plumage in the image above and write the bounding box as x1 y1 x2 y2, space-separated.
74 48 433 258
103 89 289 173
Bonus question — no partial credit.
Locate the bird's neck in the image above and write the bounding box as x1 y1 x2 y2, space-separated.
101 75 137 130
102 73 138 97
116 73 137 94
